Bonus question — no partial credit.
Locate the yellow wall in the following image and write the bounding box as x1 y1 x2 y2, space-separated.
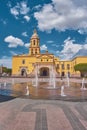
55 61 72 76
12 55 37 76
12 55 87 76
71 56 87 75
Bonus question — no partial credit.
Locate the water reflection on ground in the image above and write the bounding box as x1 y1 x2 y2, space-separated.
0 81 87 101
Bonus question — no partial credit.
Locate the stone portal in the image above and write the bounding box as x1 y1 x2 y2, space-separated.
40 67 49 76
21 69 27 76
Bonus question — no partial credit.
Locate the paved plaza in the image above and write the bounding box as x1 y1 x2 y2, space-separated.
0 77 87 130
0 97 87 130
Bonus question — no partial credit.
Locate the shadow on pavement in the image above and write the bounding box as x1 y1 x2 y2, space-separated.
0 95 15 103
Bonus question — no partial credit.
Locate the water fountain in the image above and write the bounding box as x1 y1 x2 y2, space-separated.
1 65 87 101
33 64 38 87
35 67 38 87
4 82 6 87
53 70 56 88
49 70 52 86
25 85 29 95
12 79 15 85
45 66 57 89
66 73 70 87
0 83 1 88
81 78 87 90
61 86 66 97
1 76 87 101
32 79 35 86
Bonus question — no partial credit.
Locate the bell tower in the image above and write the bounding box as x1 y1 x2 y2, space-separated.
29 29 40 55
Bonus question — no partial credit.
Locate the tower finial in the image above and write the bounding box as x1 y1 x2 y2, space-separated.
31 28 39 38
33 29 37 34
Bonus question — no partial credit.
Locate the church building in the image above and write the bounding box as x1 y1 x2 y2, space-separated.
12 30 87 77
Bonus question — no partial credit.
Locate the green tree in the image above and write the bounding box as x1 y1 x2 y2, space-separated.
74 63 87 77
3 67 12 75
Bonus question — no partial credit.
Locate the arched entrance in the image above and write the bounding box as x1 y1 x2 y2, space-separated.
21 69 27 76
39 67 49 76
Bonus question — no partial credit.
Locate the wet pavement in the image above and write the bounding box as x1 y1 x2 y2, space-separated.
0 80 87 101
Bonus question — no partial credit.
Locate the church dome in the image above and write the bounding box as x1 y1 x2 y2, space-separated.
31 29 39 39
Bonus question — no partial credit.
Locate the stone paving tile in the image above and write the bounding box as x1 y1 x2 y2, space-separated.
62 106 86 130
0 110 16 130
71 107 87 129
70 107 84 120
23 103 48 130
6 112 36 130
83 104 87 112
75 105 87 120
35 109 48 130
79 120 87 130
25 103 73 130
0 98 87 130
47 107 73 130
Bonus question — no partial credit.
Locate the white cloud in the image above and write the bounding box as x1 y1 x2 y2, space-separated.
83 44 87 49
33 5 42 10
0 57 12 68
20 1 29 15
10 7 19 18
24 43 30 48
47 40 54 43
34 0 87 32
51 44 59 47
10 51 17 55
4 35 24 48
10 1 30 20
22 32 28 37
40 44 47 50
78 29 87 34
56 37 87 60
78 29 84 34
23 15 30 22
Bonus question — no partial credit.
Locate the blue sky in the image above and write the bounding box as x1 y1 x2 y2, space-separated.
0 0 87 68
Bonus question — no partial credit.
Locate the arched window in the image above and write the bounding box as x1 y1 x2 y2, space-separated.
33 40 35 45
22 60 25 64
